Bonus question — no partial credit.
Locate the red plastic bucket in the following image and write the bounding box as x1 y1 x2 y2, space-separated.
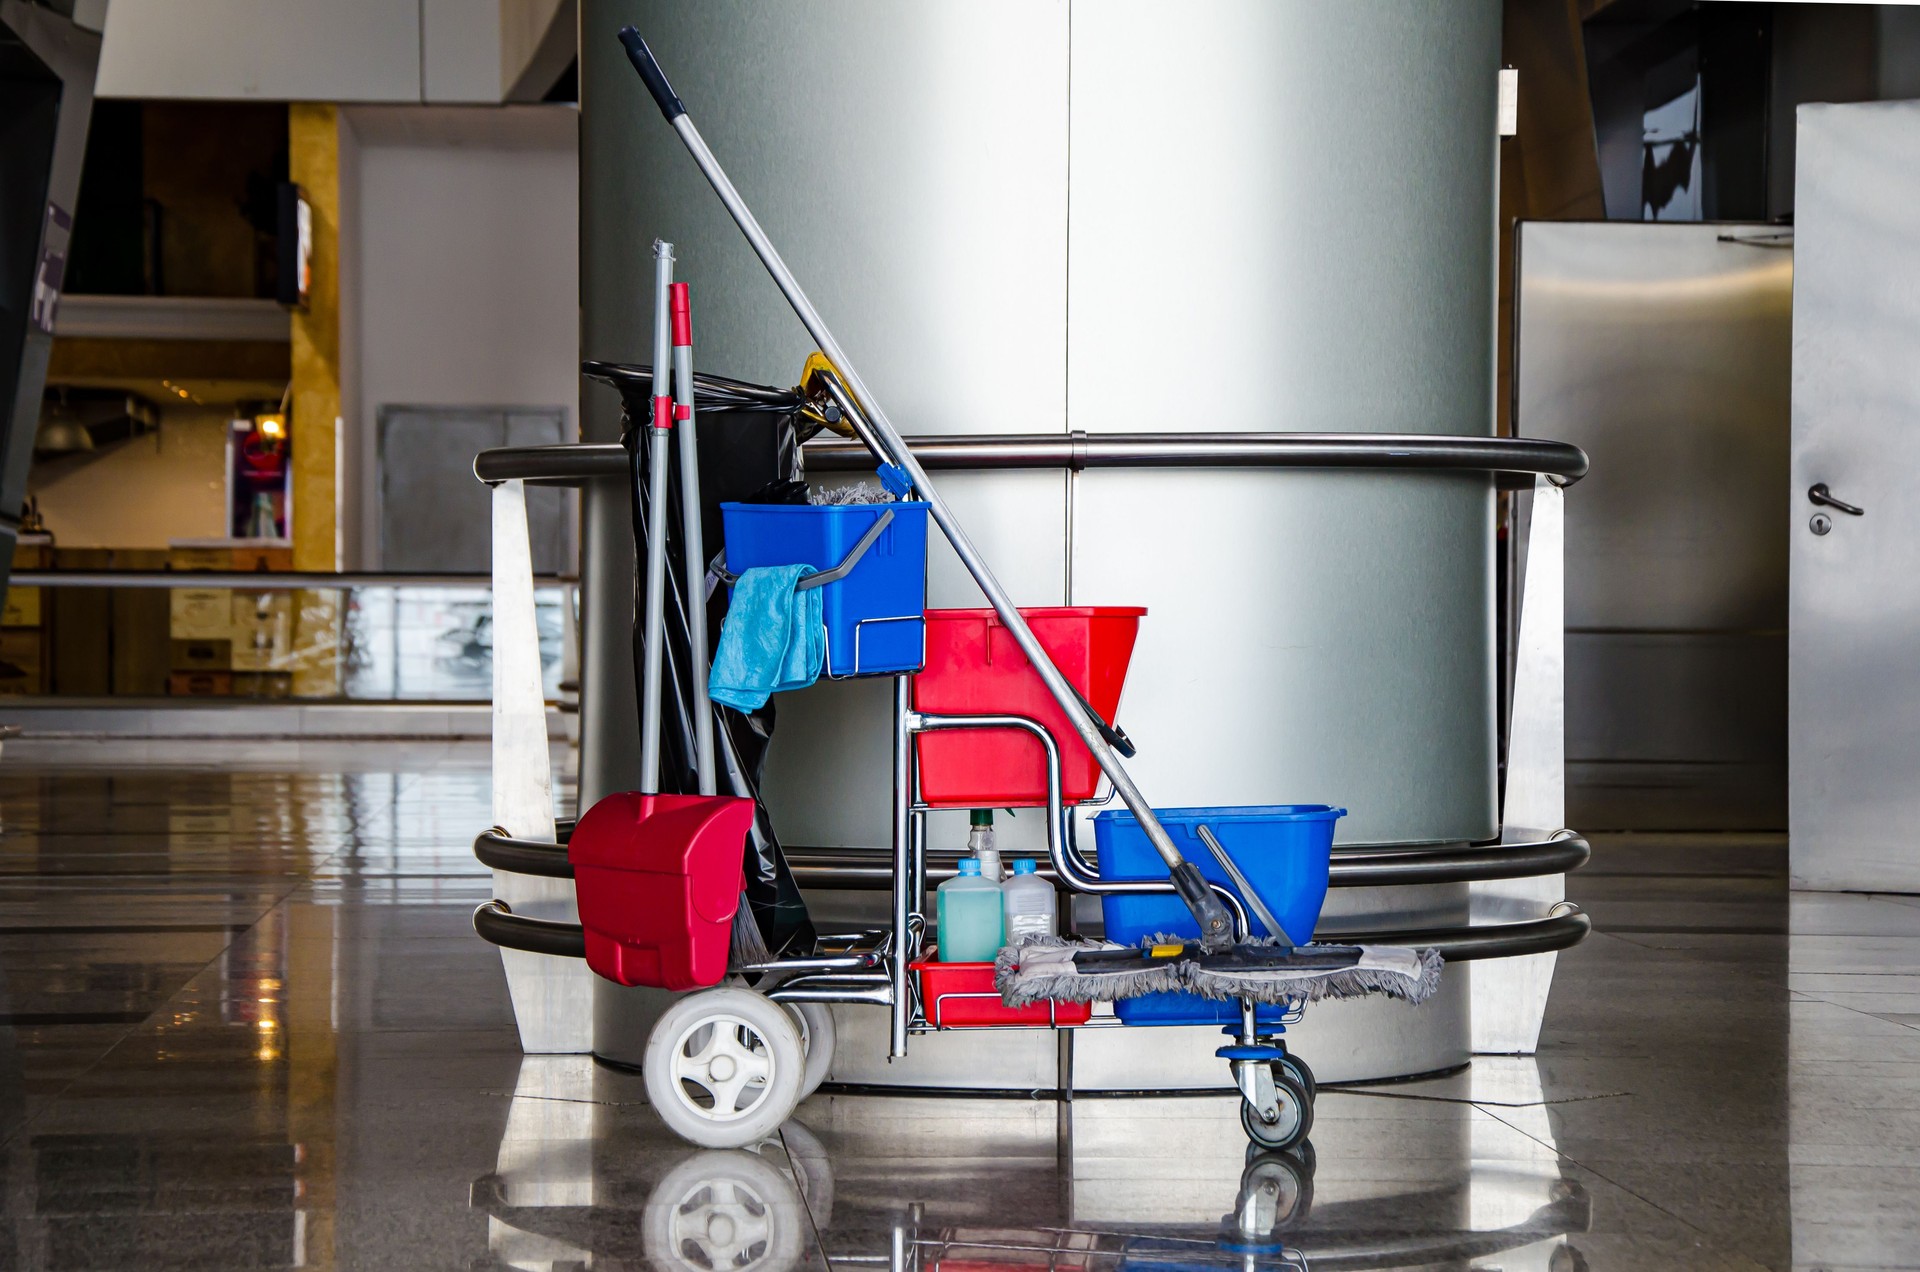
912 606 1145 808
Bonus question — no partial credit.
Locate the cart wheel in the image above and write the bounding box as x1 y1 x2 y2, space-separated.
643 1150 807 1272
645 987 805 1148
1279 1051 1317 1103
1240 1070 1313 1153
783 1002 836 1100
1230 1150 1315 1236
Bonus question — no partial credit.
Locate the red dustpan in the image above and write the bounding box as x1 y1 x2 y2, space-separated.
571 792 754 989
570 263 753 990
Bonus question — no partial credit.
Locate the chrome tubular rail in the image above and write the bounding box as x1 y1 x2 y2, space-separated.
474 430 1588 487
473 900 586 960
474 828 575 879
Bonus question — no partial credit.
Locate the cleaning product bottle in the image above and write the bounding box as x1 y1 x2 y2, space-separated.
936 857 1005 962
1001 858 1057 942
968 808 1002 881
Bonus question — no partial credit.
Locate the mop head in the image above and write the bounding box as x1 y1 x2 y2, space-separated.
995 934 1444 1008
809 482 894 505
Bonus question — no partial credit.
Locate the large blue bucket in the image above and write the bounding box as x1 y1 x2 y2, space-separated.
719 501 928 677
1094 803 1346 1027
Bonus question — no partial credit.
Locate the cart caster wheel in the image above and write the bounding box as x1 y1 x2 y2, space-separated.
783 1002 836 1100
645 987 805 1148
1279 1051 1316 1103
1228 1149 1316 1236
644 1149 807 1272
1240 1071 1313 1152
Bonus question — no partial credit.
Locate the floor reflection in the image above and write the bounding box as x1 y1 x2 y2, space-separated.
3 745 1888 1270
471 1055 1595 1272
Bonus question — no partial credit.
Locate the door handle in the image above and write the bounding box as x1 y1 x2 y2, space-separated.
1809 484 1865 516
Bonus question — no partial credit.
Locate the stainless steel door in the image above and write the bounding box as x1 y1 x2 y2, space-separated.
1789 102 1920 892
1515 222 1793 831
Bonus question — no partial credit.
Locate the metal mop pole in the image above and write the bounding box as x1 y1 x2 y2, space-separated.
617 30 1232 947
638 239 675 794
669 281 718 795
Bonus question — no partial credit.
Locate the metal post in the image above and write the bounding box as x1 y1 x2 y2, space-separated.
638 241 675 792
489 478 591 1052
669 282 716 794
890 673 914 1057
1473 475 1567 1053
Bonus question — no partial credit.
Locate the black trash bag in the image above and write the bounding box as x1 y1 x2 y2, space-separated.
584 360 816 959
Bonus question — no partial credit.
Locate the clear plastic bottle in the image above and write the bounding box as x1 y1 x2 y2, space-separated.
1001 858 1057 942
936 857 1005 962
968 808 1002 881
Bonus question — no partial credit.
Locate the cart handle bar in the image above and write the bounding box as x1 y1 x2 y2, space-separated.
713 507 894 592
617 26 1230 946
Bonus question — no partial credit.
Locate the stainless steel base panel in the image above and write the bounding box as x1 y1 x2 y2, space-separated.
797 880 1472 1090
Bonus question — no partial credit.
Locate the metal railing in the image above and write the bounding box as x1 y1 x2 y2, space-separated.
475 431 1589 487
471 826 1592 963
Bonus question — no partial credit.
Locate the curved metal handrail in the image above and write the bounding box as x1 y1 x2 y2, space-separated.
474 829 575 879
474 432 1588 487
473 901 585 959
1340 910 1590 963
468 896 1587 965
471 829 1589 890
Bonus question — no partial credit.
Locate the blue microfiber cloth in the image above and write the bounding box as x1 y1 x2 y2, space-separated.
709 564 824 711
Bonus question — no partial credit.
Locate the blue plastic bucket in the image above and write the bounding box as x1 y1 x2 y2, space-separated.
719 501 929 677
1094 804 1346 1027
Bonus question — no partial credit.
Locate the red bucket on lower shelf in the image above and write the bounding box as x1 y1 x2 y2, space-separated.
912 955 1093 1028
912 606 1146 808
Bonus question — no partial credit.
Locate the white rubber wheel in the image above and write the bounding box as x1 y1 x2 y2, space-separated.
645 988 805 1149
644 1150 806 1272
783 1002 836 1100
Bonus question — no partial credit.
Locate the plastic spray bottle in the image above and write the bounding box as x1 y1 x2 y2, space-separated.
968 808 1002 881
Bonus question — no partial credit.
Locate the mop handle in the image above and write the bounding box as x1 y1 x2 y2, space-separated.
616 29 1233 948
638 240 675 796
670 282 718 796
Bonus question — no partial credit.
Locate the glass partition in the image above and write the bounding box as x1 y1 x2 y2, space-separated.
0 577 571 702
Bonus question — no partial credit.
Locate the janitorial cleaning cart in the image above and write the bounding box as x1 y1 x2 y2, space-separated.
512 29 1443 1154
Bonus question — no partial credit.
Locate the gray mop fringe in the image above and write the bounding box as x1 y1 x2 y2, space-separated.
995 934 1445 1008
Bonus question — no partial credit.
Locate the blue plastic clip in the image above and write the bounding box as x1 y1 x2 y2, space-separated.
878 463 913 499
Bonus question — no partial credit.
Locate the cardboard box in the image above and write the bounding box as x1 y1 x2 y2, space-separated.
168 670 232 697
171 638 232 673
229 592 294 670
168 538 293 574
50 574 110 695
231 542 293 573
232 672 293 699
111 587 171 695
170 588 234 639
167 544 232 573
0 628 45 694
3 587 41 627
12 536 51 571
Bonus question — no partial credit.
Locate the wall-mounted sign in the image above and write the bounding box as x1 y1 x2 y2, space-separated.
276 182 311 311
229 408 291 539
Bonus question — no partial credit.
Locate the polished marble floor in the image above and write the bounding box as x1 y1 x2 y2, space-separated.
0 740 1916 1270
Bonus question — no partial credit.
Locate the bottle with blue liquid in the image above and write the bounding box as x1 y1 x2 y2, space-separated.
936 857 1004 962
